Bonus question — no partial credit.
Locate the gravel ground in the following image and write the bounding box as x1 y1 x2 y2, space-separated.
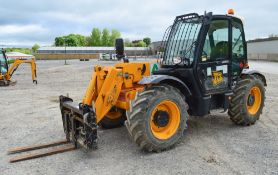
0 59 277 175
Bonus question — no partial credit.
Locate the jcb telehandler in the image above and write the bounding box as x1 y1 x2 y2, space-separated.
0 49 37 86
8 10 266 162
59 10 266 152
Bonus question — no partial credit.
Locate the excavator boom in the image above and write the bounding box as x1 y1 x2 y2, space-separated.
7 58 37 83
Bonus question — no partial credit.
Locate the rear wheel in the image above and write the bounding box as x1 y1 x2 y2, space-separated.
99 108 126 129
228 75 265 125
125 85 189 152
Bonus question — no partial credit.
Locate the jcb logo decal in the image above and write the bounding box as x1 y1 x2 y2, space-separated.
212 71 223 86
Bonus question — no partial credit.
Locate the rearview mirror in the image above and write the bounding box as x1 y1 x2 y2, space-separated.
115 38 124 58
115 38 128 63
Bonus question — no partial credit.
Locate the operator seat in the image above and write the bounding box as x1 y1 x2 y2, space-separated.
210 41 228 60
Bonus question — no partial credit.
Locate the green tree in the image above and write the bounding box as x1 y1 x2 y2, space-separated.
65 35 79 46
54 28 122 47
55 37 65 46
85 36 92 46
6 48 32 54
143 37 151 46
32 44 40 53
124 38 133 47
109 29 121 46
101 28 110 46
91 28 102 46
75 34 86 46
65 34 86 46
132 40 146 47
137 40 146 47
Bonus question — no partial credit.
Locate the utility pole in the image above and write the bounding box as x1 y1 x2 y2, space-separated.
64 38 67 65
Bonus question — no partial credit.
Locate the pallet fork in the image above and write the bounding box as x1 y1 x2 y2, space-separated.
8 140 76 163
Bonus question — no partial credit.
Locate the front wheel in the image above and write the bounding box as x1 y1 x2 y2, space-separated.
125 85 189 152
99 108 126 129
228 75 265 126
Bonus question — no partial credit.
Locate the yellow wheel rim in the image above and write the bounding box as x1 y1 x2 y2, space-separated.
150 100 181 140
247 86 262 115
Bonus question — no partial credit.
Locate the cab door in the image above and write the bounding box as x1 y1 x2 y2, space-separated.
196 18 232 94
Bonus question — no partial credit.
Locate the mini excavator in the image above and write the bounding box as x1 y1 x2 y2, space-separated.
0 49 37 86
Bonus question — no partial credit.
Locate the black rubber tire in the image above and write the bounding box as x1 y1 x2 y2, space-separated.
0 80 9 86
228 75 265 126
125 85 189 152
0 81 7 86
99 108 126 129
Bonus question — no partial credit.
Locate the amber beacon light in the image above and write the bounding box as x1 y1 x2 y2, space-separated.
228 9 235 15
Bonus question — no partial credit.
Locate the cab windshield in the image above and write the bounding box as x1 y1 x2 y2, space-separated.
161 15 202 67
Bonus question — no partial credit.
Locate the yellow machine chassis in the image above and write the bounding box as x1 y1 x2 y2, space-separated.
82 62 151 123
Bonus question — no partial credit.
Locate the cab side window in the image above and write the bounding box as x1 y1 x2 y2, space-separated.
202 20 229 62
232 21 244 60
202 34 212 61
0 53 5 62
0 52 8 74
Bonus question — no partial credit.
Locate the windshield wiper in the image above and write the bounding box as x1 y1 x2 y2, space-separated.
232 33 242 50
174 41 197 66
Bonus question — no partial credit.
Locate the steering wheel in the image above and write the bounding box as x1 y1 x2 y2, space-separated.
202 51 208 57
180 56 191 66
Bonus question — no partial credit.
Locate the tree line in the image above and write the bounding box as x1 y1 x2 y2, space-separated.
5 44 40 54
54 28 151 47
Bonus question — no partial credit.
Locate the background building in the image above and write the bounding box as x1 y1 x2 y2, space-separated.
247 37 278 61
36 47 151 60
36 38 278 61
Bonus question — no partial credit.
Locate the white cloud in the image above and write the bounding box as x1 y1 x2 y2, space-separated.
0 24 50 46
0 0 278 46
0 24 47 34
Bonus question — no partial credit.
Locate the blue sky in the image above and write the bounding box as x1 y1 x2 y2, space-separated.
0 0 277 47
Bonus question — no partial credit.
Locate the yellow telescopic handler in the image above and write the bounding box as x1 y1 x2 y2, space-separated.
8 10 266 163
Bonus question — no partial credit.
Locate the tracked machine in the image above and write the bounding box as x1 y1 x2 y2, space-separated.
0 49 37 86
9 10 266 162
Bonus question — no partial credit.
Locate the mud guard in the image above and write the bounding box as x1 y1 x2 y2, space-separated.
138 75 192 97
242 69 267 86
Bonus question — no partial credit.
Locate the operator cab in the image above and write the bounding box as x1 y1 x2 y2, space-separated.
154 10 247 115
0 49 8 75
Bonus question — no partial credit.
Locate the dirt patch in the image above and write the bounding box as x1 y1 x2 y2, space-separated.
49 96 60 103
